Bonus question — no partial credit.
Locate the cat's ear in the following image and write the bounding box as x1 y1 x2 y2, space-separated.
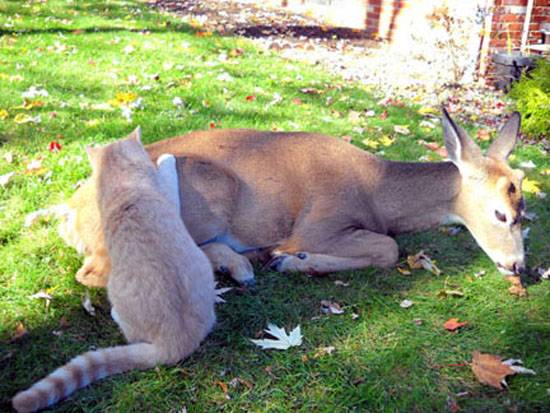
128 126 142 144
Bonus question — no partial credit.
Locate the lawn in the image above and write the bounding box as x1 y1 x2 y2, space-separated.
0 0 549 412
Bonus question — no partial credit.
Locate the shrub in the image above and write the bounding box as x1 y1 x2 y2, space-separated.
509 58 550 139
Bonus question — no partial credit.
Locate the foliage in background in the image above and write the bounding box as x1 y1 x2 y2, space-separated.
509 58 550 139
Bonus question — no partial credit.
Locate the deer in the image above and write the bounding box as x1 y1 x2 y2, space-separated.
61 108 525 288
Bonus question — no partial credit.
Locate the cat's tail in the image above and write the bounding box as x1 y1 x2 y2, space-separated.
12 342 162 413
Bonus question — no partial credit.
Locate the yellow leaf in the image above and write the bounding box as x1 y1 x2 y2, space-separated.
362 138 379 149
0 109 8 120
15 99 45 110
379 135 395 147
418 106 438 116
522 178 541 194
108 92 138 107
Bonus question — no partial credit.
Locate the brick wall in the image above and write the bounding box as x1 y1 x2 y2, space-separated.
260 0 549 82
483 0 549 83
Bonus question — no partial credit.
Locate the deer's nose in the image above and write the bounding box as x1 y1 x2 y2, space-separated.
512 262 526 275
497 261 525 275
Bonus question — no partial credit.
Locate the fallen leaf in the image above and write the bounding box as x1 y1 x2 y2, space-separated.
3 152 13 163
214 283 233 304
333 280 349 287
418 106 439 116
214 380 230 399
292 98 302 105
13 322 28 341
413 318 423 325
407 251 441 275
108 92 138 107
313 346 335 358
250 323 302 350
396 265 411 275
506 276 527 297
438 289 464 298
443 318 468 331
245 95 256 101
446 396 460 413
348 110 362 123
362 138 379 149
474 270 486 278
48 141 61 153
228 377 253 390
476 129 491 141
400 299 414 308
394 125 410 135
300 88 320 95
24 158 45 175
418 140 448 157
82 291 96 316
522 178 541 194
471 351 535 390
519 160 536 169
379 110 388 120
0 171 15 187
379 135 395 147
320 300 344 315
16 99 45 110
14 113 41 124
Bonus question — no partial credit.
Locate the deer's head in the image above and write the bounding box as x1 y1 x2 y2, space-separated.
442 109 525 275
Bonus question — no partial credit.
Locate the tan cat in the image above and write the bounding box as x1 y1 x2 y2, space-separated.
12 129 217 413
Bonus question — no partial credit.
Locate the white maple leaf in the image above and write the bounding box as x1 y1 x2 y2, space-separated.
250 323 302 350
214 282 233 304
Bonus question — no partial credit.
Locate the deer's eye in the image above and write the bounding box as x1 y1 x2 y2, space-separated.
495 210 507 223
508 183 516 195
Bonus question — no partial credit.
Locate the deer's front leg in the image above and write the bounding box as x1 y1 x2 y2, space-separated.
201 242 256 286
75 252 110 288
268 229 398 274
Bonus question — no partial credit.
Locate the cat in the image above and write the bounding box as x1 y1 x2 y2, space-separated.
12 128 217 413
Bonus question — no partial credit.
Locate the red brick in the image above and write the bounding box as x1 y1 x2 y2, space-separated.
501 0 528 5
498 14 525 22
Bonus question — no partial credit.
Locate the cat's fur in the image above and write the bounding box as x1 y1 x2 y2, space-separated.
12 128 216 413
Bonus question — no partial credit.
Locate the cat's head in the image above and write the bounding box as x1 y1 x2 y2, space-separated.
85 127 151 176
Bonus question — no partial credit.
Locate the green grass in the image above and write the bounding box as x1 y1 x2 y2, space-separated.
0 1 549 412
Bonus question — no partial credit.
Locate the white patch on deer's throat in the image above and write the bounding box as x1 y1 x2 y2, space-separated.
441 214 464 226
156 154 180 212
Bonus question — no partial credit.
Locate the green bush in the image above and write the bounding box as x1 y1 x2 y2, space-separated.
509 58 550 139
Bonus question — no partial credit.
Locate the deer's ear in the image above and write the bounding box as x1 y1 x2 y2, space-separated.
441 107 482 171
85 145 99 162
486 112 520 161
127 126 142 144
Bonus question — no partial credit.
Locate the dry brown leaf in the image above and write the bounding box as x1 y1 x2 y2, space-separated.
407 250 441 275
443 318 468 331
471 351 514 389
215 380 230 398
506 276 527 297
320 300 344 315
471 351 535 390
13 322 28 341
418 139 448 158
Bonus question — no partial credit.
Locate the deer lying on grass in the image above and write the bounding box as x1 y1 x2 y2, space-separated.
62 109 525 288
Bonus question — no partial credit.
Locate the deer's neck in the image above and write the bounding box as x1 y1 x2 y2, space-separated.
374 160 462 234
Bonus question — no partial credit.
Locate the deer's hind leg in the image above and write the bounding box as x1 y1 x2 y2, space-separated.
268 229 398 275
